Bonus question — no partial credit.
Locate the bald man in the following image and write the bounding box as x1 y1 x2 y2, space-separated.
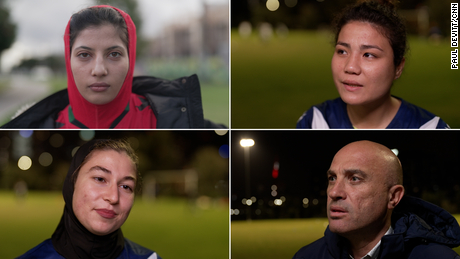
293 140 460 259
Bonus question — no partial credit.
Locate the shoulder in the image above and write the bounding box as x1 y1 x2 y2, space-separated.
16 239 63 259
132 75 207 129
1 89 68 129
407 242 459 259
389 98 450 129
121 238 162 259
296 98 350 129
292 237 331 259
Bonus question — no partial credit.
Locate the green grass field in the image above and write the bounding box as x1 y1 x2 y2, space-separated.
231 30 460 128
0 191 228 259
201 83 229 126
232 217 460 259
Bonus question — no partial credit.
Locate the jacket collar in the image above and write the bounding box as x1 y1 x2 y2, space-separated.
324 196 460 258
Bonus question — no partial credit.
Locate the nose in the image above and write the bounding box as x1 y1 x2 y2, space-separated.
328 178 346 201
103 184 119 204
344 53 361 75
91 55 108 77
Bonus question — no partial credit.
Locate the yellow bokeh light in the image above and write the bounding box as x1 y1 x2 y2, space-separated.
18 156 32 170
215 130 228 136
266 0 280 11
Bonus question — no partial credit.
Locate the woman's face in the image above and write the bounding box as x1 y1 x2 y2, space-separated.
331 21 404 107
72 149 136 236
71 24 129 105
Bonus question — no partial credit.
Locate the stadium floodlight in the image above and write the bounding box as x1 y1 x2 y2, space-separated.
240 138 255 220
240 138 254 147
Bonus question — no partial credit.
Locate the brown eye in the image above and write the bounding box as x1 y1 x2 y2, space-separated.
78 53 90 58
109 52 121 58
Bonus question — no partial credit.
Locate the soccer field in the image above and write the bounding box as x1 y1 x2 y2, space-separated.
231 217 460 259
231 30 460 128
0 191 229 259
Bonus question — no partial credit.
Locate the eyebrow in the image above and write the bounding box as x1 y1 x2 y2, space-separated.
89 165 136 182
74 45 125 51
336 41 384 52
327 169 368 177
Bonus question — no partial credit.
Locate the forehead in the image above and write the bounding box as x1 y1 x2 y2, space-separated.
82 149 136 176
73 24 126 48
338 21 392 49
329 145 383 174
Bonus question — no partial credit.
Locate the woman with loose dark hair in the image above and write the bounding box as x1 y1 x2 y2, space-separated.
17 139 162 259
2 5 219 129
296 0 449 129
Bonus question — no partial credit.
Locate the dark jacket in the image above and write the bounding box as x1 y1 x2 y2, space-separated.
1 75 225 129
293 196 460 259
16 238 161 259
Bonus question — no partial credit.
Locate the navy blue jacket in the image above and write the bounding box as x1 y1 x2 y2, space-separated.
16 238 161 259
293 196 460 259
296 97 449 129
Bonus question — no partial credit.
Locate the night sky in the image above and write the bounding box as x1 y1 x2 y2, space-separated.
231 130 460 220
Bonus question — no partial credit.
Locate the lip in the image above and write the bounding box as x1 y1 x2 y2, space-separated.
88 82 110 92
329 206 348 218
95 209 117 219
342 80 363 92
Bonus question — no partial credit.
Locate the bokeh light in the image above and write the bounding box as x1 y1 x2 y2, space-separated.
127 137 140 150
38 152 53 167
79 130 95 141
215 130 228 136
49 133 64 148
285 0 297 7
219 144 229 158
238 21 252 38
266 0 280 11
18 156 32 170
240 139 254 147
71 146 80 157
19 130 33 138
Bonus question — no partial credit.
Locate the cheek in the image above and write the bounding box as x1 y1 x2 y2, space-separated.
331 56 341 77
366 63 395 88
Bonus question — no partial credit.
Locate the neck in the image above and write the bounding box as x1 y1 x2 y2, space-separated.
347 96 401 129
345 221 391 259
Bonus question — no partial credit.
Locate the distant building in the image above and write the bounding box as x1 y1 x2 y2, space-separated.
149 3 229 61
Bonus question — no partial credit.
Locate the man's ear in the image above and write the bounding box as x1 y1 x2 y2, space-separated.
388 185 404 209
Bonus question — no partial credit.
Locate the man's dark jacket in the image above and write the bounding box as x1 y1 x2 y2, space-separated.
293 196 460 259
1 75 225 129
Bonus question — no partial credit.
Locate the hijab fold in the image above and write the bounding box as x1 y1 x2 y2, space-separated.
51 139 125 259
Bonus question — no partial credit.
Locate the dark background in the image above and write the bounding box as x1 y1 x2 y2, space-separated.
231 130 460 220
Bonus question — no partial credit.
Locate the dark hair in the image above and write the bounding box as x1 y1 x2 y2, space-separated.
333 0 407 67
72 139 142 194
69 7 128 52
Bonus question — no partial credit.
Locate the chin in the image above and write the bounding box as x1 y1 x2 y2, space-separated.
328 221 351 234
85 96 114 105
88 223 118 236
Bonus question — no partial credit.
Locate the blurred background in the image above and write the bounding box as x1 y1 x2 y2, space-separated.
231 130 460 258
0 0 229 126
0 130 229 258
231 0 459 128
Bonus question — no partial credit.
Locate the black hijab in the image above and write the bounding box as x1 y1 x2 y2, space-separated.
51 139 125 259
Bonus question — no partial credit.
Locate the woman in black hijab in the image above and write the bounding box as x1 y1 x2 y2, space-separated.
17 139 161 259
